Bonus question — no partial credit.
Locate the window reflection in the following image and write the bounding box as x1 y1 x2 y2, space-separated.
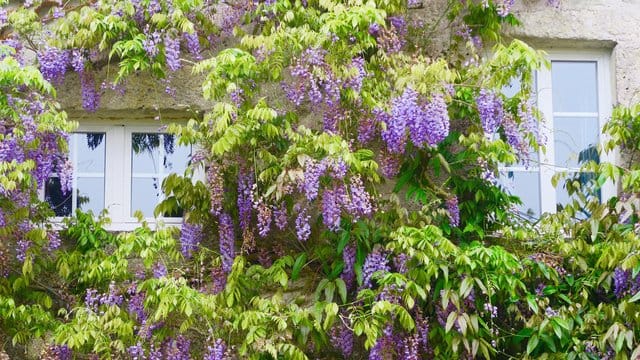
130 133 190 217
45 177 72 217
498 171 541 219
45 132 106 216
552 61 598 113
555 172 601 218
554 117 599 169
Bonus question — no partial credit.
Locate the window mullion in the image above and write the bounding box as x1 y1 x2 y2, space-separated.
71 134 79 213
537 66 557 213
597 55 617 200
106 126 126 224
157 134 165 213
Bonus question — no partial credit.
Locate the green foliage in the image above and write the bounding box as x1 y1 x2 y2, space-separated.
7 0 640 359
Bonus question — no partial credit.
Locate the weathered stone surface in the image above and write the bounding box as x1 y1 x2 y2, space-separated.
511 1 640 106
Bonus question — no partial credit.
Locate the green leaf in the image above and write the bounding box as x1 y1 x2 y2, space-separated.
335 278 347 304
527 334 539 355
629 291 640 303
291 253 307 281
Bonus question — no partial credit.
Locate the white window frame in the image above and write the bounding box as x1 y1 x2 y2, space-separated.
45 119 199 231
503 49 616 216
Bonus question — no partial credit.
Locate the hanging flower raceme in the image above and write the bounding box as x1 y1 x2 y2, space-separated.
418 93 450 147
37 47 70 84
613 267 631 298
383 88 451 154
204 338 227 360
237 167 254 231
218 213 236 273
255 198 272 237
341 244 357 289
180 222 204 259
164 35 181 71
273 202 288 230
476 89 504 135
382 88 416 154
345 176 373 219
183 32 202 60
207 162 224 216
329 320 354 358
80 71 100 112
362 246 390 288
446 196 460 227
294 205 311 242
211 264 227 294
302 159 327 201
321 185 344 231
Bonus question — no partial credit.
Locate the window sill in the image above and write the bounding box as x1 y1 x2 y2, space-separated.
50 217 184 232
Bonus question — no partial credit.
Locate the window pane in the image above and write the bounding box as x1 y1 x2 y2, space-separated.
554 116 599 168
164 136 191 173
502 72 537 102
555 172 600 218
501 74 539 167
132 133 161 174
502 77 521 98
498 170 541 218
552 61 598 113
75 133 106 173
77 177 105 214
45 177 72 217
131 177 161 217
45 132 106 217
130 133 191 217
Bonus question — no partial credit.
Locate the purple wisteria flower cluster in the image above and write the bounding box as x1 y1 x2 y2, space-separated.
255 199 273 237
219 213 236 273
283 48 368 132
446 196 460 227
37 46 101 112
373 16 408 54
180 222 204 259
204 338 227 360
380 88 450 155
85 282 123 313
612 267 640 299
362 246 390 288
237 168 254 231
329 320 354 357
476 89 504 136
295 205 312 242
341 244 357 289
207 161 224 216
300 158 373 234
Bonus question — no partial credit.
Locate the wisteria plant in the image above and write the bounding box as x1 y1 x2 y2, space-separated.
4 0 640 359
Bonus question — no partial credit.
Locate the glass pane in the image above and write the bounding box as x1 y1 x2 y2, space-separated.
131 177 161 216
501 74 539 167
554 116 599 168
502 72 537 101
75 133 106 173
502 77 521 98
132 133 161 174
45 177 72 217
77 177 105 214
164 137 191 173
555 172 600 218
552 61 598 113
498 170 541 218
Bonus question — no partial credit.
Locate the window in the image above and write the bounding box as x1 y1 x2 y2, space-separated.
46 132 107 217
499 50 615 217
44 121 193 230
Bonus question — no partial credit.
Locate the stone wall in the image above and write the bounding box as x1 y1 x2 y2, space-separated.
511 0 640 106
56 2 640 122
